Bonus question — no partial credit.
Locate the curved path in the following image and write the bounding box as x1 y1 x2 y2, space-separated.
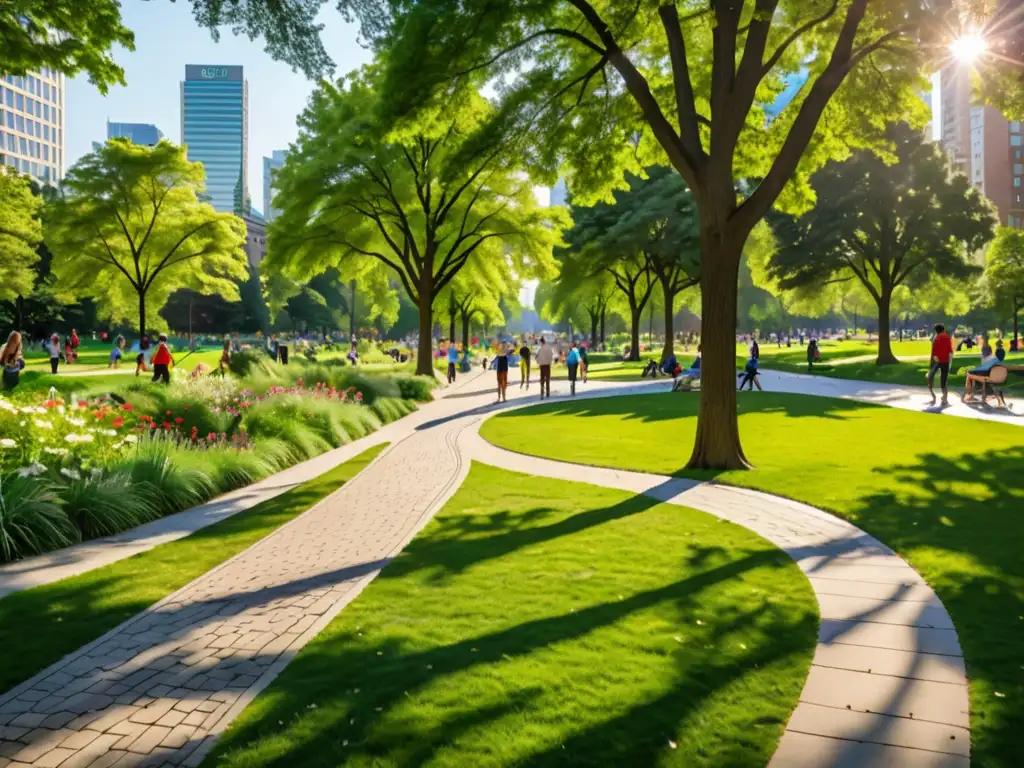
0 373 968 767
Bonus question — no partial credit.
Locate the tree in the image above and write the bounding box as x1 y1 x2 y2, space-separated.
0 167 42 307
266 65 559 375
985 227 1024 345
767 123 996 365
45 139 248 338
330 0 975 468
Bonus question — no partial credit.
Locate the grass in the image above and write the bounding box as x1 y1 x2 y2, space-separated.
22 340 223 375
481 393 1024 767
0 443 387 696
207 464 817 768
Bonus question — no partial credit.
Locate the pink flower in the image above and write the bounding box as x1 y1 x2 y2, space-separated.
174 417 183 425
355 392 363 402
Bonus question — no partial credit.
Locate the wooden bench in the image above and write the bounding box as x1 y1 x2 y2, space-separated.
963 364 1021 407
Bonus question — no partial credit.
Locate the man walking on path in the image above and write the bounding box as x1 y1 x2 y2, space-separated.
536 337 553 398
928 323 954 407
519 339 531 388
151 334 174 384
446 340 459 384
566 342 581 396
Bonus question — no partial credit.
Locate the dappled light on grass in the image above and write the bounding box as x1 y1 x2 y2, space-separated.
482 393 1024 766
208 465 817 767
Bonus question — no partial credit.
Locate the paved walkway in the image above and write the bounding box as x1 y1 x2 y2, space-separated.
0 371 971 767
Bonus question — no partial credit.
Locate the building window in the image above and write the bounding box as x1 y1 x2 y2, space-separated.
1015 177 1022 188
1014 136 1024 146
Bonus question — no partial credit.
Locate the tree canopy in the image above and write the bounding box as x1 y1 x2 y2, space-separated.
767 123 997 364
327 0 981 468
45 139 249 337
985 227 1024 342
266 64 560 374
0 167 42 303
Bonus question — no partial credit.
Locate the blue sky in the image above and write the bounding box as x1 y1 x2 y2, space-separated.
65 3 371 213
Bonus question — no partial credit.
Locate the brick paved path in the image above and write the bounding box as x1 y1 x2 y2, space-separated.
0 374 969 767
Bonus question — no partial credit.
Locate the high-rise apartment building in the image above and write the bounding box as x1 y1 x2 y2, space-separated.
938 60 1020 227
0 68 65 184
181 65 248 215
263 149 287 223
107 120 164 146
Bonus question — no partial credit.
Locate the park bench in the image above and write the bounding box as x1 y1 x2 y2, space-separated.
963 364 1022 408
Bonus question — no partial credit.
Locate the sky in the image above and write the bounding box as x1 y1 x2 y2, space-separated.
65 3 372 215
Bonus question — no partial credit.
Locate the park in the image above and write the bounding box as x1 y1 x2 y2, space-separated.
1 2 1024 768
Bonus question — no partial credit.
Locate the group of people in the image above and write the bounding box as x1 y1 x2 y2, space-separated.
928 325 1012 406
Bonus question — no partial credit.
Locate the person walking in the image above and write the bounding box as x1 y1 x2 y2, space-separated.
151 334 174 384
536 336 553 398
109 335 125 369
806 338 819 372
519 339 531 388
446 340 459 384
566 341 581 396
219 338 232 373
926 323 954 407
495 345 510 402
70 328 80 353
135 336 151 376
45 333 61 374
579 343 589 383
1 331 25 390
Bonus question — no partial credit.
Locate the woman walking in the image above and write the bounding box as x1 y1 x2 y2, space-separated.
566 342 581 396
109 335 125 369
1 331 25 390
495 346 510 403
519 339 531 389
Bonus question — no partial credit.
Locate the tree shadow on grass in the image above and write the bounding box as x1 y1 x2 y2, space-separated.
208 540 815 768
850 446 1024 766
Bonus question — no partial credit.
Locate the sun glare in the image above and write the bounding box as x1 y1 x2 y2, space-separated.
950 32 988 64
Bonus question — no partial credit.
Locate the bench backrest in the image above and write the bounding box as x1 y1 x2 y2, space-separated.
990 365 1009 384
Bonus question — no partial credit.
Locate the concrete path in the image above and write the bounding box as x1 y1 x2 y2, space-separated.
0 372 971 767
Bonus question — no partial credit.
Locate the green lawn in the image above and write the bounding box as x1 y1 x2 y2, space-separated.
0 444 386 696
481 393 1024 767
206 464 817 768
21 339 224 374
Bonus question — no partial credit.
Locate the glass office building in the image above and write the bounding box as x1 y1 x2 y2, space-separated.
107 120 164 146
0 67 65 183
181 65 248 214
262 149 287 222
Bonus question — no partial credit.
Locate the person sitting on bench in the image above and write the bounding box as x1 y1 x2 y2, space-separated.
672 346 701 391
963 356 1004 403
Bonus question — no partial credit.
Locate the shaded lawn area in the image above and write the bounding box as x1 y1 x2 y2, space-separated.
207 464 817 768
0 444 387 696
481 393 1024 767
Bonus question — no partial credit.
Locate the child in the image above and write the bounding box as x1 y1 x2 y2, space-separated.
63 337 74 365
135 336 150 376
151 334 174 384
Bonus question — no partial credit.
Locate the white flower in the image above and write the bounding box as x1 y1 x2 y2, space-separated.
0 438 16 449
43 447 69 456
33 419 53 429
65 433 94 444
122 434 138 444
66 417 85 427
0 398 17 414
17 462 47 477
102 429 117 437
59 468 82 481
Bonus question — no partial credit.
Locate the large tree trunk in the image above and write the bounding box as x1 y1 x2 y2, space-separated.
661 284 676 362
15 295 24 331
138 292 147 339
350 280 356 340
461 310 470 349
875 291 898 365
589 310 598 346
628 302 641 361
600 307 606 345
448 310 456 347
416 293 434 376
686 237 749 470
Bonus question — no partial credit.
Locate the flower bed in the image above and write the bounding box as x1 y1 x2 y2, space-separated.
0 368 428 563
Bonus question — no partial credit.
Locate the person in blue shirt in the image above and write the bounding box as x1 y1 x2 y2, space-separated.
566 342 581 395
446 340 459 383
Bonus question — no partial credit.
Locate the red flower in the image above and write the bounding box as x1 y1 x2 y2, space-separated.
77 400 88 408
122 403 133 412
207 432 217 442
112 416 124 429
174 417 183 425
92 410 103 420
165 410 172 416
297 378 303 388
183 404 190 410
355 392 363 402
161 421 171 430
43 399 56 409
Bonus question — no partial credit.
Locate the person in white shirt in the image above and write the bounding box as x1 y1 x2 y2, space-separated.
535 337 554 398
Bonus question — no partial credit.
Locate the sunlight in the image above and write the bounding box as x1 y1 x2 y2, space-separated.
950 32 988 64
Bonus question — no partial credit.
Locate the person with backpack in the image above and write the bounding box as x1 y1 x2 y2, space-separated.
151 334 174 384
566 342 581 396
738 355 762 391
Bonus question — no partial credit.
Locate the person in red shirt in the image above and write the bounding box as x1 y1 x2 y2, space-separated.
151 334 174 384
927 323 954 406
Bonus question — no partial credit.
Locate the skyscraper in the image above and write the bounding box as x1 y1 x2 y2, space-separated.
181 65 248 215
0 68 65 184
107 120 164 146
263 149 287 223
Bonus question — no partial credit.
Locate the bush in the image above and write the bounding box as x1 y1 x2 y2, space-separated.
121 443 217 515
371 397 417 424
0 473 77 562
60 470 160 539
173 439 293 494
394 375 436 402
228 349 275 378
